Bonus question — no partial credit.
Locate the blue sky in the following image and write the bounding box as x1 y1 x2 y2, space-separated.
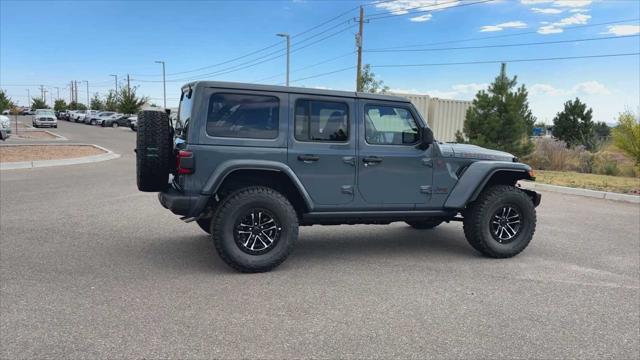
1 0 639 123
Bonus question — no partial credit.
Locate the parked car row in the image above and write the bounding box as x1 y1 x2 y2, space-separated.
33 109 58 128
56 110 137 130
0 114 12 140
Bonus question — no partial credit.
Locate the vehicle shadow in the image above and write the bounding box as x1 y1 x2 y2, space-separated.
135 224 475 274
292 224 475 264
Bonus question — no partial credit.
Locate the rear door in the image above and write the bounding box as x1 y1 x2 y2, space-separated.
287 95 356 206
357 101 434 206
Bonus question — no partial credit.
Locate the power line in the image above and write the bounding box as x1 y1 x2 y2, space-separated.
371 52 640 68
252 51 355 83
291 65 356 84
132 24 356 83
367 18 640 51
366 0 492 21
365 34 639 53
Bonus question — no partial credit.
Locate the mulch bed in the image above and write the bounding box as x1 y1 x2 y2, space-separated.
0 145 105 163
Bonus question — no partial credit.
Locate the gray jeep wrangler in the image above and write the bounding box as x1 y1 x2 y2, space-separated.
136 81 541 273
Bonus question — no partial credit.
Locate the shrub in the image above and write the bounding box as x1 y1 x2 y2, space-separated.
612 111 640 165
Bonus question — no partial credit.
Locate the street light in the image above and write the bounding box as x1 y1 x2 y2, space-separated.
110 74 118 95
155 60 166 108
82 80 89 108
276 33 290 86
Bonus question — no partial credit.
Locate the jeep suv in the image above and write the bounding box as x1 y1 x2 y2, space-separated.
135 81 541 273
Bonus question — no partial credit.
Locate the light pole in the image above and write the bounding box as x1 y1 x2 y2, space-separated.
26 89 30 107
110 74 118 95
276 33 290 86
82 80 89 108
155 60 166 108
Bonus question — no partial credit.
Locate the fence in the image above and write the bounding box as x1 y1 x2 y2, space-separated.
392 93 473 142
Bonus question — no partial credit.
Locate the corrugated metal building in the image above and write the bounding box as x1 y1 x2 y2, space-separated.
393 93 473 142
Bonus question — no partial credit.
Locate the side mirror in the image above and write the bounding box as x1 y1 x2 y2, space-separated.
416 127 434 150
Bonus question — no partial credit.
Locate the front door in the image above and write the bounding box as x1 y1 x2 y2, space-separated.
288 95 356 206
357 101 434 206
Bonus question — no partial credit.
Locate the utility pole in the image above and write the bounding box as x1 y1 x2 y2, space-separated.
43 89 48 106
54 87 60 100
110 74 118 95
83 80 89 108
155 61 166 108
276 33 290 86
39 85 45 101
355 6 364 92
127 74 131 97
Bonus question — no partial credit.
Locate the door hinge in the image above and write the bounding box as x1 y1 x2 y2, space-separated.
341 185 354 194
420 185 432 194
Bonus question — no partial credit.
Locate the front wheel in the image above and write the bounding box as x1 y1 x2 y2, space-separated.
463 185 536 258
212 186 298 273
112 122 119 128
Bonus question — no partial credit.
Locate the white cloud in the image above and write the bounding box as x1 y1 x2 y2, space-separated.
602 24 640 36
569 8 589 13
573 81 611 95
480 21 527 32
375 0 462 18
520 0 591 7
410 14 432 22
390 83 489 99
530 81 611 96
537 13 591 34
531 7 564 14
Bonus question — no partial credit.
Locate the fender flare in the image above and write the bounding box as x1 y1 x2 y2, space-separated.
444 161 533 209
201 159 314 211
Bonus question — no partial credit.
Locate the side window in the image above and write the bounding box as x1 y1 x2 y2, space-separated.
295 100 348 142
365 105 419 145
207 93 279 139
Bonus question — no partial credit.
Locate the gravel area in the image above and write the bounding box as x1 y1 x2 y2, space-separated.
11 130 58 139
0 145 105 162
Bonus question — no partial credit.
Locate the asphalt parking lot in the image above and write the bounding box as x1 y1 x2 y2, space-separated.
1 117 639 359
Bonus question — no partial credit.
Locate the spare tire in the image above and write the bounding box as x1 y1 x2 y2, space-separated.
136 110 173 192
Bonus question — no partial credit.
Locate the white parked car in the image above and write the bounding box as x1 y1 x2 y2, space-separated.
128 116 137 131
94 112 119 126
32 109 58 128
0 115 12 140
73 110 86 122
83 110 100 124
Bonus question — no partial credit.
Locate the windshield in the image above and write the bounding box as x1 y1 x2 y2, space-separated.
36 110 55 116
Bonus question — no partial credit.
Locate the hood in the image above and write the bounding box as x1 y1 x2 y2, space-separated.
440 143 515 162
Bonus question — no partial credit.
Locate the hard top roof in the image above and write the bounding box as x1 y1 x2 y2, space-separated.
183 81 410 103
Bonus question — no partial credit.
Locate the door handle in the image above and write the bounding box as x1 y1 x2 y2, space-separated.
362 156 383 167
298 154 320 162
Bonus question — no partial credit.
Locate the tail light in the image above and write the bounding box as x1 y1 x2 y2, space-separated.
176 150 194 175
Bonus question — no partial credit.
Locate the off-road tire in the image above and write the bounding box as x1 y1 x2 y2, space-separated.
136 110 172 192
406 219 443 229
212 186 298 273
463 185 536 258
196 218 212 234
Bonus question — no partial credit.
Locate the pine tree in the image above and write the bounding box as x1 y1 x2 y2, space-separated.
90 93 104 111
117 86 147 115
31 98 48 110
104 90 118 112
552 98 595 150
463 63 535 156
54 99 68 112
0 90 15 112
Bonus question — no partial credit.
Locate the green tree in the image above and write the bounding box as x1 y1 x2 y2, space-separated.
612 111 640 165
357 64 389 94
593 121 611 138
31 98 48 110
90 93 104 110
462 63 535 156
104 90 118 112
67 101 87 111
0 90 15 112
552 98 595 150
54 99 68 112
118 86 147 115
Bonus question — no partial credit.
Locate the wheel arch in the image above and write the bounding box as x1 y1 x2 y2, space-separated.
444 161 534 209
201 160 314 215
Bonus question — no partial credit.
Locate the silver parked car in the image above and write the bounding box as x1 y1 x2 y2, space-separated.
33 109 58 128
0 115 12 140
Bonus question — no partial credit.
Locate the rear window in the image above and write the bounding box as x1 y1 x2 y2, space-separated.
206 93 279 139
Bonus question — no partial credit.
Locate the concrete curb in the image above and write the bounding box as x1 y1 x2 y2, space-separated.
0 144 120 170
9 129 68 141
519 181 640 204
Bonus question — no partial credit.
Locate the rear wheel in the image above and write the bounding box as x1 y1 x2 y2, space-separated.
463 185 536 258
406 219 442 229
136 110 173 192
212 186 298 273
